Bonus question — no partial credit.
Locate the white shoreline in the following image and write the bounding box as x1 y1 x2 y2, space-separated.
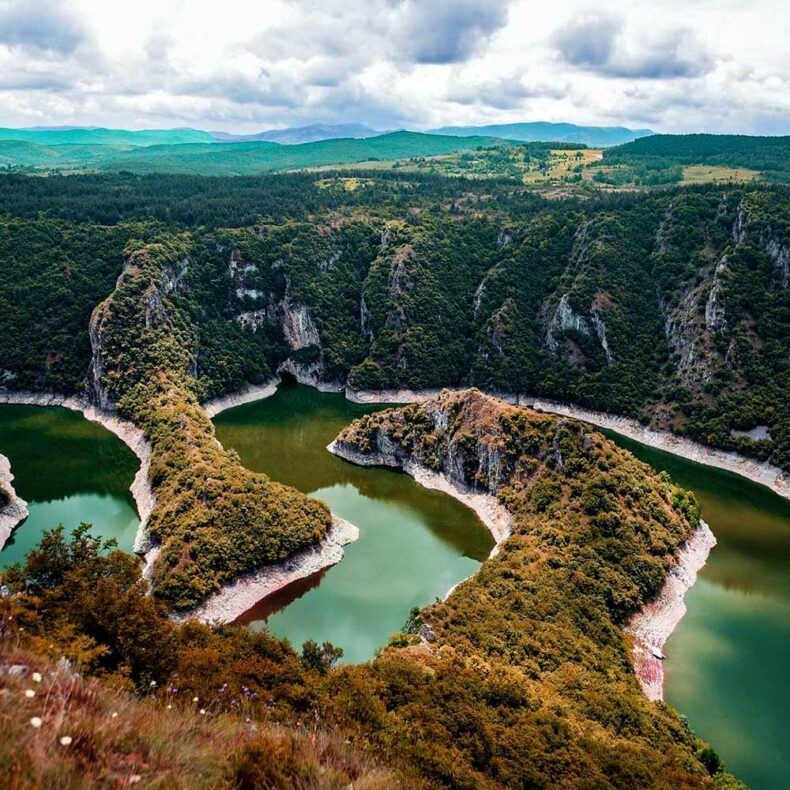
173 515 360 624
524 398 789 501
0 453 29 551
625 520 717 701
328 438 513 604
329 432 716 703
0 390 155 552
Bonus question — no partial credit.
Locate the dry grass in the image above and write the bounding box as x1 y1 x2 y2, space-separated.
0 645 399 789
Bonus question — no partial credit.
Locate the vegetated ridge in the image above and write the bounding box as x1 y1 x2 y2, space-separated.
0 391 746 788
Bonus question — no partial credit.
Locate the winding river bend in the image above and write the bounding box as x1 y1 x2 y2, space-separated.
212 380 493 663
0 386 787 788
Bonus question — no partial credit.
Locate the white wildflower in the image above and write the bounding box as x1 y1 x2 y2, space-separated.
59 735 73 746
149 680 156 687
166 704 172 710
111 711 118 719
31 672 42 683
24 689 35 698
199 708 206 715
30 717 42 728
192 696 199 703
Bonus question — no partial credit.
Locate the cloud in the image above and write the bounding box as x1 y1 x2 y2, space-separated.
0 0 784 135
551 14 621 69
397 0 511 65
0 0 87 54
552 13 715 79
448 74 567 109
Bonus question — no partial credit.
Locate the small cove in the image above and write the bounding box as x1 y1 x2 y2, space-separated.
213 379 493 663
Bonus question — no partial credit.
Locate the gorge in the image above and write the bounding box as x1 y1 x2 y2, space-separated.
0 171 787 789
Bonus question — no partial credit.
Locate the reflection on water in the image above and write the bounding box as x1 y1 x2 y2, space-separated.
605 431 790 790
214 379 493 664
0 404 139 567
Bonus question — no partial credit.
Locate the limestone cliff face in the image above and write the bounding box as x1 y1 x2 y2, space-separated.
545 293 613 367
227 247 339 386
733 202 790 289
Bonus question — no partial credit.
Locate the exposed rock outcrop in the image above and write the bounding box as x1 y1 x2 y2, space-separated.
0 453 28 551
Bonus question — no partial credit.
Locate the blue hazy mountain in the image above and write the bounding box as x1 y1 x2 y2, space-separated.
428 122 653 147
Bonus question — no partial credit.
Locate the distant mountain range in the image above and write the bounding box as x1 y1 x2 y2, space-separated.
0 127 214 146
428 122 653 147
0 121 653 149
210 123 382 144
0 131 511 176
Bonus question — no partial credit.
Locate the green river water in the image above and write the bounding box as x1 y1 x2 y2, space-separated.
0 384 787 788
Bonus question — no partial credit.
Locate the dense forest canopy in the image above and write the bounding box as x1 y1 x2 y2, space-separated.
1 173 787 472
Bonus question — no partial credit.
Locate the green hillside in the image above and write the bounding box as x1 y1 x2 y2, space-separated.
0 127 214 146
0 131 513 175
601 134 790 184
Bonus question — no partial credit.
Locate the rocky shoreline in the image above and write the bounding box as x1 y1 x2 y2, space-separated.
202 378 788 500
330 429 717 703
173 516 360 624
525 398 789 501
327 439 512 553
626 520 717 701
203 378 280 418
0 390 155 552
0 453 29 551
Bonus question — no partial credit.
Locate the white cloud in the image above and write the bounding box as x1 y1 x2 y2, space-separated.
0 0 786 134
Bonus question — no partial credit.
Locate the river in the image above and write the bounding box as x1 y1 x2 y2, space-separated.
0 388 787 788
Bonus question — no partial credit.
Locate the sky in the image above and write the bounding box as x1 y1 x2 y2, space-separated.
0 0 787 134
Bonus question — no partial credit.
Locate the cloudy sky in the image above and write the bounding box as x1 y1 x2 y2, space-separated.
0 0 787 134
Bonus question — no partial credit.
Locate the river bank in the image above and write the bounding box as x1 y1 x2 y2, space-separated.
0 453 29 550
626 520 717 701
327 439 512 553
173 515 360 624
0 390 154 552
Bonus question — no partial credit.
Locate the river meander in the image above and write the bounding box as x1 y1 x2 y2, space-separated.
0 387 787 788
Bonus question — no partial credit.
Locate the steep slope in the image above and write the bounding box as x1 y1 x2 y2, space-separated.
86 236 332 609
0 393 745 789
326 389 736 787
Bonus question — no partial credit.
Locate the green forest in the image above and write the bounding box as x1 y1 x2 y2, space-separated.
1 173 787 473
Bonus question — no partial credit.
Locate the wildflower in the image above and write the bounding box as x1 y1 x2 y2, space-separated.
30 717 42 728
199 708 206 715
129 776 141 785
166 704 172 710
111 712 118 719
31 672 42 683
24 689 35 698
149 680 157 687
59 735 73 746
192 696 199 703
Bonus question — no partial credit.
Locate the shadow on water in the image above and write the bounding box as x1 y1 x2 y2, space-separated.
0 404 139 567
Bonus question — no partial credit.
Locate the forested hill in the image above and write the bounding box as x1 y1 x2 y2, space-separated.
604 134 790 183
0 131 511 176
0 173 787 476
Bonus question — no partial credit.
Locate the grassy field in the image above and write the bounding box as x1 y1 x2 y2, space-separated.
680 164 760 183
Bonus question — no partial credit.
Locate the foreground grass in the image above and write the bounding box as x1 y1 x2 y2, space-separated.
0 645 398 789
